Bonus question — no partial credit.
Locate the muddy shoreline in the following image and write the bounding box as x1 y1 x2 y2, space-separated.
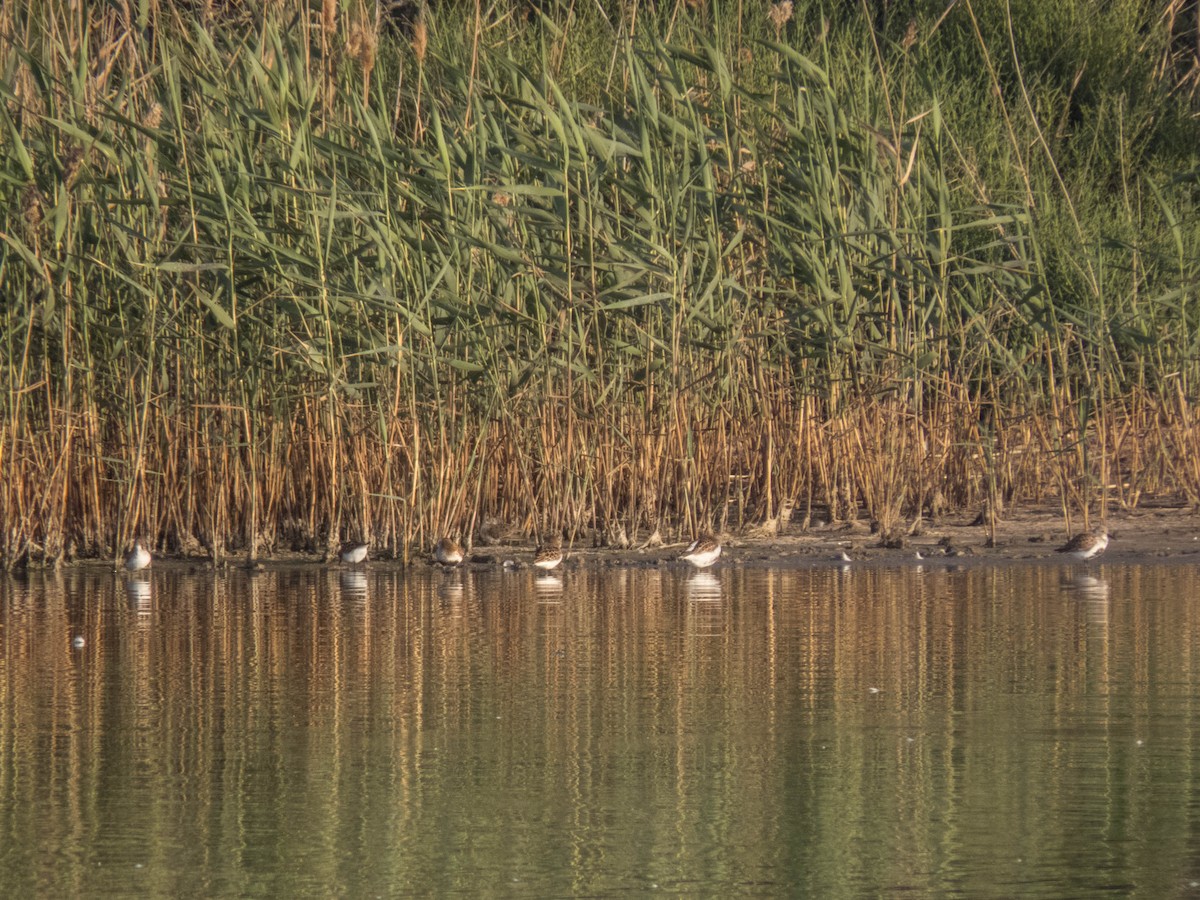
39 502 1200 573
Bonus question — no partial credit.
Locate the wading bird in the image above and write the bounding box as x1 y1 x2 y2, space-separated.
124 540 152 571
434 537 465 567
533 536 564 571
1056 530 1109 562
339 541 369 564
680 532 722 569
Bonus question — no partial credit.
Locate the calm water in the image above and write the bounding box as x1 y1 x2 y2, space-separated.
2 561 1199 897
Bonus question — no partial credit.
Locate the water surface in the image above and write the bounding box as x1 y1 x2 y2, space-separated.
2 562 1199 897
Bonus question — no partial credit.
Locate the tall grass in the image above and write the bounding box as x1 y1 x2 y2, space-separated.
1 0 1198 565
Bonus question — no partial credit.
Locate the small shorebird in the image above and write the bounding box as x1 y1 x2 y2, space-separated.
124 540 152 571
533 536 564 571
433 537 465 567
478 517 517 546
680 532 722 569
1056 530 1110 562
339 541 369 564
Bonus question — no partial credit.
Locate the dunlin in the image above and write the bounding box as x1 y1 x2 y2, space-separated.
478 517 517 546
1056 530 1109 561
434 537 465 567
680 532 722 569
339 541 369 564
533 536 564 571
124 540 152 571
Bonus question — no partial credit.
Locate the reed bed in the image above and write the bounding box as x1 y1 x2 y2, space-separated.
1 0 1198 565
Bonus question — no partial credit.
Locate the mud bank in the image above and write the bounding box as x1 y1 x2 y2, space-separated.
53 503 1200 573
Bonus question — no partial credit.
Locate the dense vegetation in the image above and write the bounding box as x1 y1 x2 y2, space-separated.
1 0 1198 564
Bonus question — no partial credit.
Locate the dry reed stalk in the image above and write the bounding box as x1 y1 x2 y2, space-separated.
346 10 378 107
409 9 428 141
4 390 1200 566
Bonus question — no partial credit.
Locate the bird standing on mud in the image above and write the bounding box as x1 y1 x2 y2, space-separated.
434 537 465 567
339 541 369 564
680 532 722 568
534 536 564 571
124 540 152 571
1056 530 1109 561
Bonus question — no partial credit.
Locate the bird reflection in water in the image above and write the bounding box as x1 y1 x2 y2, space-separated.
685 570 723 602
437 575 465 606
125 575 152 612
339 570 368 601
534 573 564 602
1068 573 1110 600
1067 573 1110 628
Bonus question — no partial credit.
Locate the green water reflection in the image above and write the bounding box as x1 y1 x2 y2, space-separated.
1 563 1199 897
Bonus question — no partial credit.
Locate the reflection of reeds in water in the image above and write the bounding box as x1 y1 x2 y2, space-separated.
2 3 1199 568
1085 596 1110 629
0 565 1199 892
